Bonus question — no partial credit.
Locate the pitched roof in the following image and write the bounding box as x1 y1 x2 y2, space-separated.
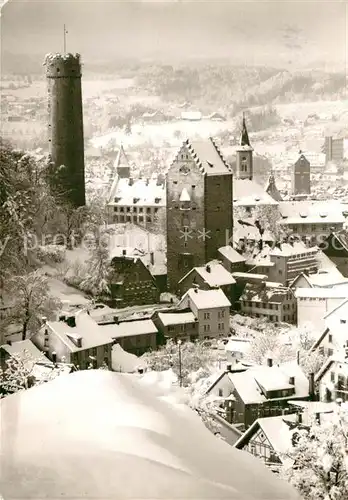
323 297 348 320
182 288 231 309
315 354 348 383
100 319 158 339
1 340 51 365
218 246 246 263
233 179 279 206
107 176 166 207
278 201 347 225
236 114 253 152
183 138 232 177
240 282 291 303
47 310 113 352
184 262 236 287
234 414 298 462
157 311 197 327
230 362 309 405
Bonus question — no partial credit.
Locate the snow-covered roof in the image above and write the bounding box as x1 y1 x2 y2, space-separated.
234 414 298 463
179 138 232 177
233 179 279 207
0 370 301 500
240 282 291 303
270 241 318 257
225 338 251 355
182 288 231 310
108 177 166 207
47 310 113 352
181 111 202 120
315 354 348 383
109 246 145 260
295 286 348 298
278 201 347 225
305 270 348 288
230 362 309 404
157 311 197 327
323 297 348 321
179 262 236 288
218 246 246 263
100 319 158 339
1 340 50 364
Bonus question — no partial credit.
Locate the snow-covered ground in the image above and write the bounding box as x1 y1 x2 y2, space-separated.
0 370 302 499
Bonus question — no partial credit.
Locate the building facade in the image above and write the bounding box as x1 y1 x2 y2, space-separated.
166 138 233 291
291 152 310 196
45 53 85 207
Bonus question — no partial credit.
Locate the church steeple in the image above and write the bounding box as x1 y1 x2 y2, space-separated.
236 113 254 180
240 112 251 147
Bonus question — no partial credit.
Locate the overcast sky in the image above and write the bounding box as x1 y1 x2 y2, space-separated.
1 0 347 70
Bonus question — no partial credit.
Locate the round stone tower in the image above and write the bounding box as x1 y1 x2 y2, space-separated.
44 53 85 207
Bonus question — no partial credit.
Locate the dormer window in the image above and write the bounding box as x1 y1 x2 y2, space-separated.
155 197 161 204
133 197 139 204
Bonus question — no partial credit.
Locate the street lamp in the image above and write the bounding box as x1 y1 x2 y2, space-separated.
177 339 182 387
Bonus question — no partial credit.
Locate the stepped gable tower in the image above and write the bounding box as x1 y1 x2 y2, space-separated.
166 137 233 292
236 113 254 180
45 53 85 207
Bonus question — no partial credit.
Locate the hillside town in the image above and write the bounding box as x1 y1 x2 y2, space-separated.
1 45 348 499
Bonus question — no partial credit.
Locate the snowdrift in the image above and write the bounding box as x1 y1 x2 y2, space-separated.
1 370 302 499
112 343 145 373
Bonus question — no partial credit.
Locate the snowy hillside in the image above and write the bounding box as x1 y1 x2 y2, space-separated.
1 370 302 499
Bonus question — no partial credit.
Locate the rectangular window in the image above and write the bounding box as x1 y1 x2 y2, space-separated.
204 312 210 320
328 334 333 343
203 324 210 332
218 388 223 397
330 372 335 383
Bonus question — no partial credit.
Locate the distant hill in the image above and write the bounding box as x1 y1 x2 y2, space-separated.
1 0 346 72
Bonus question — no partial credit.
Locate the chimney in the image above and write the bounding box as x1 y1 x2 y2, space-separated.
226 364 232 372
296 350 300 365
122 249 127 256
113 316 119 324
129 178 134 186
52 351 57 363
59 315 66 322
146 178 149 186
194 288 198 293
309 372 315 400
315 413 320 425
150 252 154 265
289 376 295 386
66 316 76 328
6 340 12 346
206 264 211 273
267 358 273 367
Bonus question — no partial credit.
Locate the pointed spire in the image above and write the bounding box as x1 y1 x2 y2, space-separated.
240 112 251 147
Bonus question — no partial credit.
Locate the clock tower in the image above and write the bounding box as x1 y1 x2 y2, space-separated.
166 138 233 292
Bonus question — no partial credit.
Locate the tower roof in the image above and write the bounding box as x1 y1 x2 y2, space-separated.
240 113 251 147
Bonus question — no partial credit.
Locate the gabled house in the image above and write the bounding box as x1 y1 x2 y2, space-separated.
153 310 198 343
178 288 231 339
315 353 348 402
178 261 236 302
108 255 160 308
206 360 312 430
218 246 247 274
31 310 113 370
239 281 296 324
99 318 158 356
310 299 348 357
320 231 348 278
234 414 299 471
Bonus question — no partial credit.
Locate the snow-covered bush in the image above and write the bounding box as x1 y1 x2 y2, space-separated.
280 409 348 500
35 244 66 264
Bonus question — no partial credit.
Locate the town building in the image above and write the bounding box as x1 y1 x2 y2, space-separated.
234 414 299 471
205 361 312 430
239 281 296 324
225 337 252 366
99 318 158 356
291 151 311 196
278 200 347 243
178 288 231 339
217 246 247 273
178 261 236 302
108 254 160 308
107 145 166 227
310 299 348 357
245 242 319 286
320 231 348 277
166 137 233 291
295 285 348 332
315 354 348 403
153 310 198 343
31 310 113 369
44 53 85 207
324 135 345 165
